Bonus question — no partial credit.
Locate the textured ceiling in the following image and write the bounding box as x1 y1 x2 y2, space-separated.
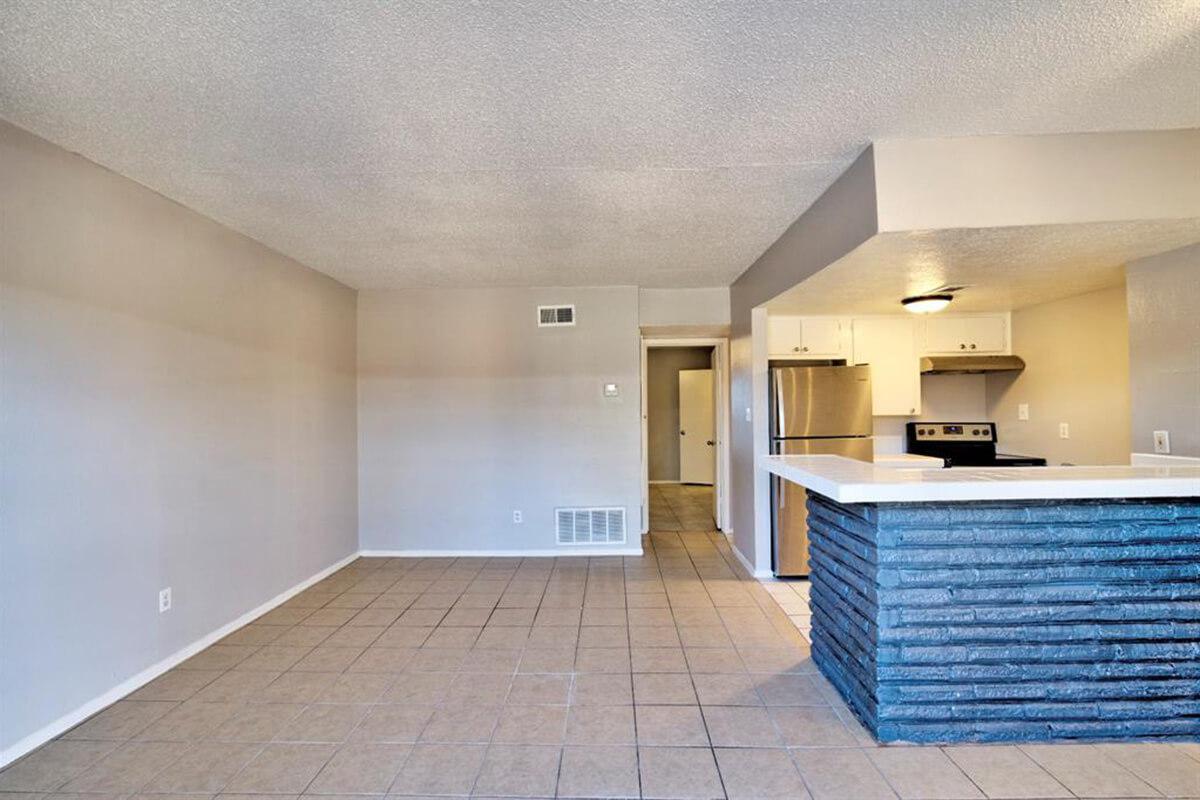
766 220 1200 315
1 1 1198 289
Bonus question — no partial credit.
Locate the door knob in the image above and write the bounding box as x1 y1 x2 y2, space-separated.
679 430 686 436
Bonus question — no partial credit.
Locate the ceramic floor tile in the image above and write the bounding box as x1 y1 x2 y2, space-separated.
0 741 119 792
638 746 725 800
556 745 640 799
791 747 899 800
942 745 1071 799
223 742 337 793
471 744 561 798
565 705 636 746
389 743 485 796
715 747 811 800
63 701 178 741
307 742 411 793
1093 742 1200 798
350 704 435 743
60 741 192 793
701 705 782 747
635 705 710 747
866 747 985 800
493 705 569 745
142 741 261 793
1021 744 1161 799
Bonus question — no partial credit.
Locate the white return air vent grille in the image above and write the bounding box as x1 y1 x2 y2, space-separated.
556 507 626 545
538 304 576 327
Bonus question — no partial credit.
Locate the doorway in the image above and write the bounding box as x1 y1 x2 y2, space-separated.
640 338 729 534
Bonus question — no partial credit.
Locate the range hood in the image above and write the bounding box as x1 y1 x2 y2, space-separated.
920 355 1026 374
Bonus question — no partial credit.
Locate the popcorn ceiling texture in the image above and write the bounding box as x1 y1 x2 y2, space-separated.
1 1 1198 289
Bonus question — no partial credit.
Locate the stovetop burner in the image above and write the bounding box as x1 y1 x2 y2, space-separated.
905 422 1047 467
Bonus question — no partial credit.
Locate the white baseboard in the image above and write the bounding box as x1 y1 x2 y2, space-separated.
724 531 774 579
359 547 644 558
0 551 359 769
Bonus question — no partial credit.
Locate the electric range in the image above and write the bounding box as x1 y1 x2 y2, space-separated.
905 421 1048 467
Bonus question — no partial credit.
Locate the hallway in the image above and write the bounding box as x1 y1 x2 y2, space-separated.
648 484 717 532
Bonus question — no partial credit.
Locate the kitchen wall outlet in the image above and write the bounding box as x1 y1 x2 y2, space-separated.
1153 430 1171 454
1058 422 1070 439
1017 403 1029 421
512 509 523 524
158 587 172 613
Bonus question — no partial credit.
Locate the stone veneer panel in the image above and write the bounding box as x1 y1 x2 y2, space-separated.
805 492 1200 743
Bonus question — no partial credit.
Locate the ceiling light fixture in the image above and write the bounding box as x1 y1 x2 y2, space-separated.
901 294 953 314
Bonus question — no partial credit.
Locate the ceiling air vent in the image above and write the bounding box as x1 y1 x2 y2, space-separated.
556 507 626 545
538 304 576 327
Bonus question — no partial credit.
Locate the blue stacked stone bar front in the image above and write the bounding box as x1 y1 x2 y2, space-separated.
805 491 1200 743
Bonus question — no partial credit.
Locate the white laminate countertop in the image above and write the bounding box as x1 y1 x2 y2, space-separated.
763 454 1200 503
872 453 947 469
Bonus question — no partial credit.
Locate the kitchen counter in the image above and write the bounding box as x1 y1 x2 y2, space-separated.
762 453 1200 744
764 454 1200 502
871 452 946 469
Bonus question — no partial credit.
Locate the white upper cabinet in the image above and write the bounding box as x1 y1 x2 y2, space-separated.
851 317 921 416
921 315 1009 354
767 316 846 358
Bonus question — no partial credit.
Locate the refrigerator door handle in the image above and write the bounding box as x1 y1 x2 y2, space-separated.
777 474 785 509
774 374 786 436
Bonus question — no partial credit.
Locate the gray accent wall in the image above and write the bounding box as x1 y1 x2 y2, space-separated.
729 147 879 573
357 287 642 552
1127 243 1200 458
0 122 359 755
647 347 714 482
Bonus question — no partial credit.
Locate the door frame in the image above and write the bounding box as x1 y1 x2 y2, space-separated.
640 337 730 534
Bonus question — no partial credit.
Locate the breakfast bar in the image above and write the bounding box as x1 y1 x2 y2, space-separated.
762 455 1200 743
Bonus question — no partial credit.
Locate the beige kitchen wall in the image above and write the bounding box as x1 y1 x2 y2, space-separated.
986 284 1131 465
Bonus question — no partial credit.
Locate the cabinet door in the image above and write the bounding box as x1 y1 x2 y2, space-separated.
923 315 1008 354
767 316 803 356
799 318 844 357
851 318 921 416
961 316 1007 352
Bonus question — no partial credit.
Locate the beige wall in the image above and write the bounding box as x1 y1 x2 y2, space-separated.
1127 243 1200 457
0 121 359 759
986 285 1131 465
358 287 642 553
647 347 714 481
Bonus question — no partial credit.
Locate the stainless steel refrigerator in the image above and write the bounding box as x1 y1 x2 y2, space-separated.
770 364 873 576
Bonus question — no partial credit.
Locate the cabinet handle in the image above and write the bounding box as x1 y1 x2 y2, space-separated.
792 346 800 352
960 343 966 349
801 346 809 352
970 343 976 350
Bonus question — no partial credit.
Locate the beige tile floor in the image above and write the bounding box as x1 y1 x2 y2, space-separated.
1 531 1196 799
649 484 717 532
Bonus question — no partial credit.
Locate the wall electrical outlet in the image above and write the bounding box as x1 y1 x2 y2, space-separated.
512 510 523 524
1017 403 1029 421
1058 422 1070 439
1153 430 1171 454
159 587 172 613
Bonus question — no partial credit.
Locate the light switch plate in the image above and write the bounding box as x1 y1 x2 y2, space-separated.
1058 422 1070 439
1017 403 1029 421
602 383 619 397
745 407 752 422
1153 430 1171 454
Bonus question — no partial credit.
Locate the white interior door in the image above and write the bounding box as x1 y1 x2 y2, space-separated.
678 369 715 485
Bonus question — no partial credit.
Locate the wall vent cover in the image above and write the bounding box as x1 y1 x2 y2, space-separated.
556 507 626 545
538 305 576 327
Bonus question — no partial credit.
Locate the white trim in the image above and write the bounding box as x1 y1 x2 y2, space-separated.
640 336 731 535
725 531 774 579
359 547 644 558
0 551 359 770
648 480 681 485
1131 452 1200 466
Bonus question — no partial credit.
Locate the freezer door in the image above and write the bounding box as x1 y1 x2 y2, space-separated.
771 436 874 576
770 365 873 438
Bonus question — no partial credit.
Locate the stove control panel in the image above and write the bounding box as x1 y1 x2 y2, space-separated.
910 422 996 442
